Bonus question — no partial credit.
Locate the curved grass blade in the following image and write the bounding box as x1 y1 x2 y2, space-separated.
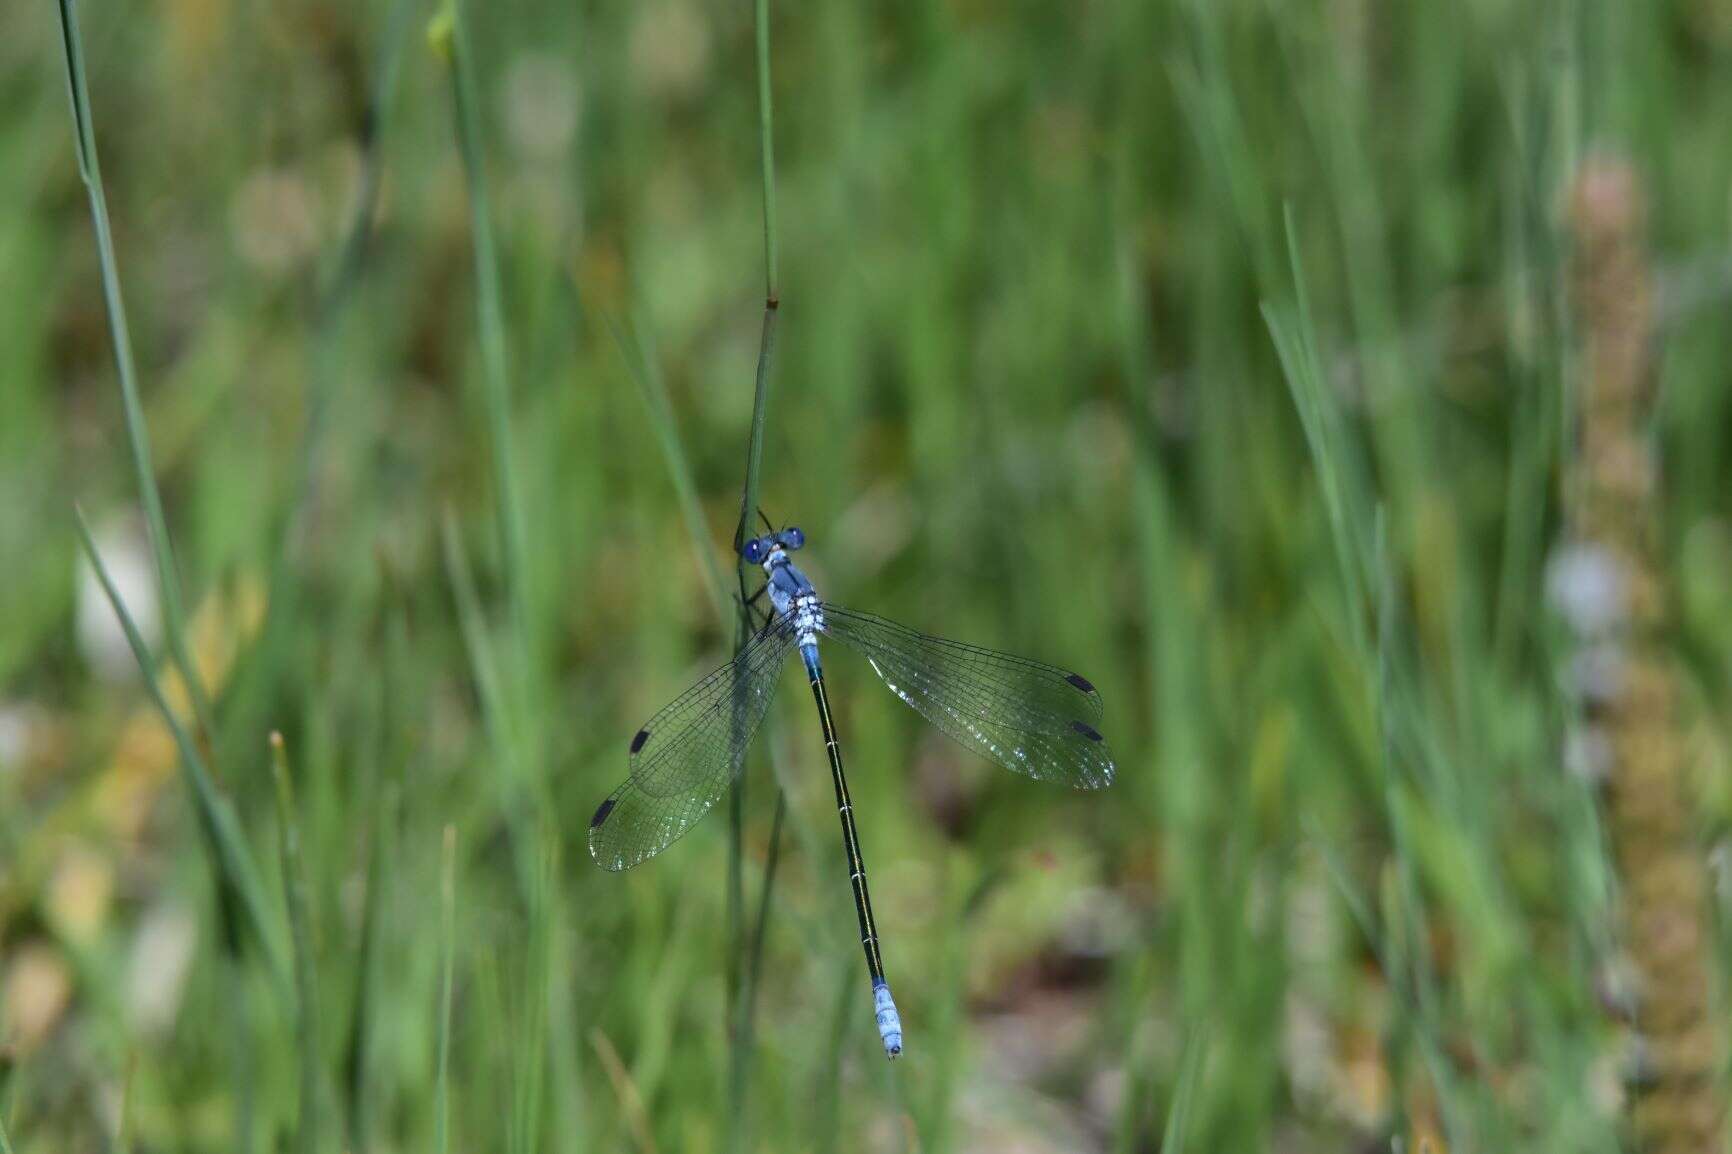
55 0 216 742
270 733 322 1154
434 824 457 1154
433 0 529 666
74 506 288 994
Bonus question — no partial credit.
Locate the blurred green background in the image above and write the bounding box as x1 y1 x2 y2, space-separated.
4 0 1732 1150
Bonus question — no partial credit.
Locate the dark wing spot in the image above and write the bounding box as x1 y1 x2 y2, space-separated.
1065 672 1096 693
589 797 617 828
629 729 650 753
1070 720 1104 742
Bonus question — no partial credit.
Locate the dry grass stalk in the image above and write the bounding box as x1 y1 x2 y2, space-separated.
1566 154 1724 1154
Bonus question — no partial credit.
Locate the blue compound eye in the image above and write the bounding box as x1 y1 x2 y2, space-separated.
778 526 805 551
742 538 767 564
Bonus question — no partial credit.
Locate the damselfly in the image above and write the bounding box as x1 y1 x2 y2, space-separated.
588 524 1114 1058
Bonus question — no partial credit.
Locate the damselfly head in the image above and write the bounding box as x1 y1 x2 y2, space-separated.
740 526 805 565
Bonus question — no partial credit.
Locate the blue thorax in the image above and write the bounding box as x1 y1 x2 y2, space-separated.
761 546 824 676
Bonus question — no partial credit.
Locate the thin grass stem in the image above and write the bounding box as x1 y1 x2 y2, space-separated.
117 1053 136 1154
300 0 417 493
611 316 731 623
270 732 322 1154
812 960 854 1148
435 0 530 674
754 0 778 299
735 790 786 1066
434 824 457 1154
54 0 216 744
1159 1029 1207 1154
1263 206 1376 654
344 777 391 1153
728 0 786 1140
345 599 411 1153
73 506 288 994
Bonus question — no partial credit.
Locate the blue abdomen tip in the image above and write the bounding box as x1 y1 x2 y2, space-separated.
873 981 903 1059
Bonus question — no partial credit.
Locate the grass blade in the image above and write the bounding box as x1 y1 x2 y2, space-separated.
270 732 323 1154
589 1029 658 1154
753 0 778 299
733 790 786 1125
1159 1029 1208 1154
440 515 541 884
54 0 215 742
1262 205 1375 655
73 506 288 994
344 606 409 1154
434 824 457 1154
728 0 786 1142
432 0 529 670
440 515 520 785
611 316 730 623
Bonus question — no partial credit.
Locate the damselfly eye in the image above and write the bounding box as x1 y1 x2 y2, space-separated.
779 527 805 551
742 538 767 564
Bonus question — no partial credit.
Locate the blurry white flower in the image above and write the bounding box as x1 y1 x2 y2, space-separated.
1546 542 1628 637
1569 643 1627 708
629 1 711 101
1564 727 1614 785
76 517 159 684
502 52 581 165
0 703 36 772
1283 992 1335 1102
128 902 198 1036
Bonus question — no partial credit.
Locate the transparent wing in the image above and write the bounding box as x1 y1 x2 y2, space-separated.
589 617 797 871
818 604 1114 790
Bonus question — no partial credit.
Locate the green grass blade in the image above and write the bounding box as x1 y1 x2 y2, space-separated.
732 790 786 1152
728 0 786 1141
733 0 783 565
754 0 779 298
344 602 411 1154
433 0 529 671
54 0 215 742
1262 206 1375 655
117 1054 136 1154
271 733 323 1154
440 515 520 784
733 308 780 574
344 800 388 1154
440 515 543 887
313 0 418 326
812 961 854 1149
610 315 730 624
73 506 288 995
509 834 555 1154
434 824 457 1154
1159 1029 1207 1154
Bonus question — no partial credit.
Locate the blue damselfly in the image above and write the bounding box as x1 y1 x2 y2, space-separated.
589 525 1114 1058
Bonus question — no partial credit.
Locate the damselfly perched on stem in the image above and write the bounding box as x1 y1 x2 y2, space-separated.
588 524 1115 1058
